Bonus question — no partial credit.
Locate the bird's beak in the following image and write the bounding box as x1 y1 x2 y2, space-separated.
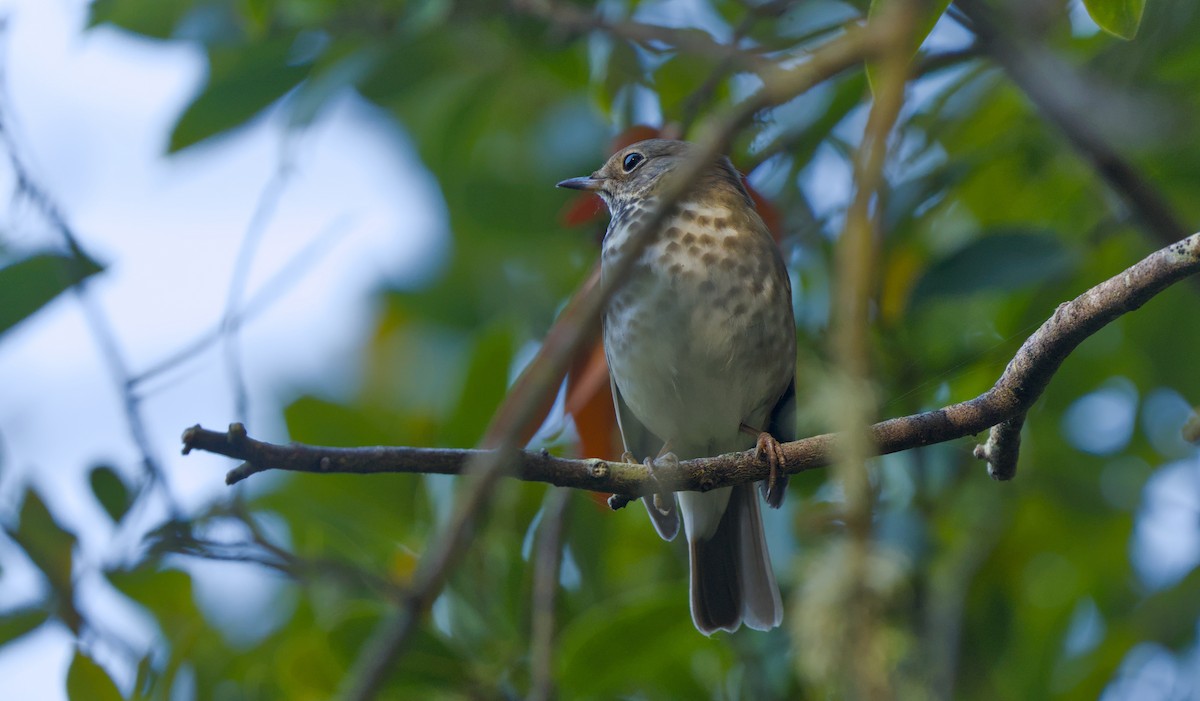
556 174 605 191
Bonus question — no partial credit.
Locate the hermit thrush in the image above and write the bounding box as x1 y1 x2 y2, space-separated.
558 139 796 634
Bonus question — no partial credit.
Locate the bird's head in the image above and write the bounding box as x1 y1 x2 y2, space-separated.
557 139 747 210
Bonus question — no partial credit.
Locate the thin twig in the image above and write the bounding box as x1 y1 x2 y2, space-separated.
528 488 571 701
131 214 352 390
832 0 912 537
220 134 299 424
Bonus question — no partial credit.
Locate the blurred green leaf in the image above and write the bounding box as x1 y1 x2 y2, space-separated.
654 53 724 121
441 324 513 447
89 466 131 524
1082 0 1146 39
602 39 643 113
89 0 192 38
780 73 867 171
107 567 199 632
0 607 49 651
170 38 311 151
883 160 972 234
289 43 384 128
285 395 404 447
866 0 953 90
67 650 123 701
558 587 726 698
910 229 1076 306
7 489 78 630
0 252 103 338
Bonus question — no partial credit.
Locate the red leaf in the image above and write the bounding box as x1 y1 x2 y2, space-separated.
560 193 605 228
566 338 619 460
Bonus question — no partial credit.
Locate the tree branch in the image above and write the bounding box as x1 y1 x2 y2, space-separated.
183 230 1200 492
528 488 570 701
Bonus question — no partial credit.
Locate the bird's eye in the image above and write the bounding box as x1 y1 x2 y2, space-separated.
622 152 645 172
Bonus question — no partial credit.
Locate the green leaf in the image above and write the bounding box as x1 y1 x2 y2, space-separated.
601 39 643 114
0 607 49 651
0 252 103 338
866 0 954 91
910 229 1076 306
170 38 311 151
1082 0 1146 39
654 52 724 121
284 395 405 447
89 466 131 524
557 587 727 698
9 489 77 609
107 568 200 637
89 0 192 39
289 43 384 129
441 324 513 447
67 650 124 701
5 490 87 635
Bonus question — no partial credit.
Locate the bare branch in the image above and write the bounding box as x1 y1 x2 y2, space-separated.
220 134 299 424
182 231 1200 492
828 2 915 695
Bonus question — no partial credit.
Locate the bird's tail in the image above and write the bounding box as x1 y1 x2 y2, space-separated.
683 484 783 634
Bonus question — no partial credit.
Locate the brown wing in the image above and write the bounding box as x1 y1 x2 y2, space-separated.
609 373 680 541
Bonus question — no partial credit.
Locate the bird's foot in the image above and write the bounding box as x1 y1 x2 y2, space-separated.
754 431 788 509
619 450 673 517
644 452 679 517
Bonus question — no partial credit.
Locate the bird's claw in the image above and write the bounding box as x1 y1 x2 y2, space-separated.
645 452 679 516
755 432 788 508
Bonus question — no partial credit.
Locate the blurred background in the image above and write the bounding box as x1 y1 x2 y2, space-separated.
1 0 1199 698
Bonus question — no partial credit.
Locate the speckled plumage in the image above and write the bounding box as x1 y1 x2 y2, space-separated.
559 139 796 635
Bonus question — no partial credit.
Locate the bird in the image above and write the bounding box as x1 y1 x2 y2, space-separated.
557 139 796 634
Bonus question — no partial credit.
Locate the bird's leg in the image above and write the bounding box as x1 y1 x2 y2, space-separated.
741 423 788 508
645 440 678 516
618 449 674 517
